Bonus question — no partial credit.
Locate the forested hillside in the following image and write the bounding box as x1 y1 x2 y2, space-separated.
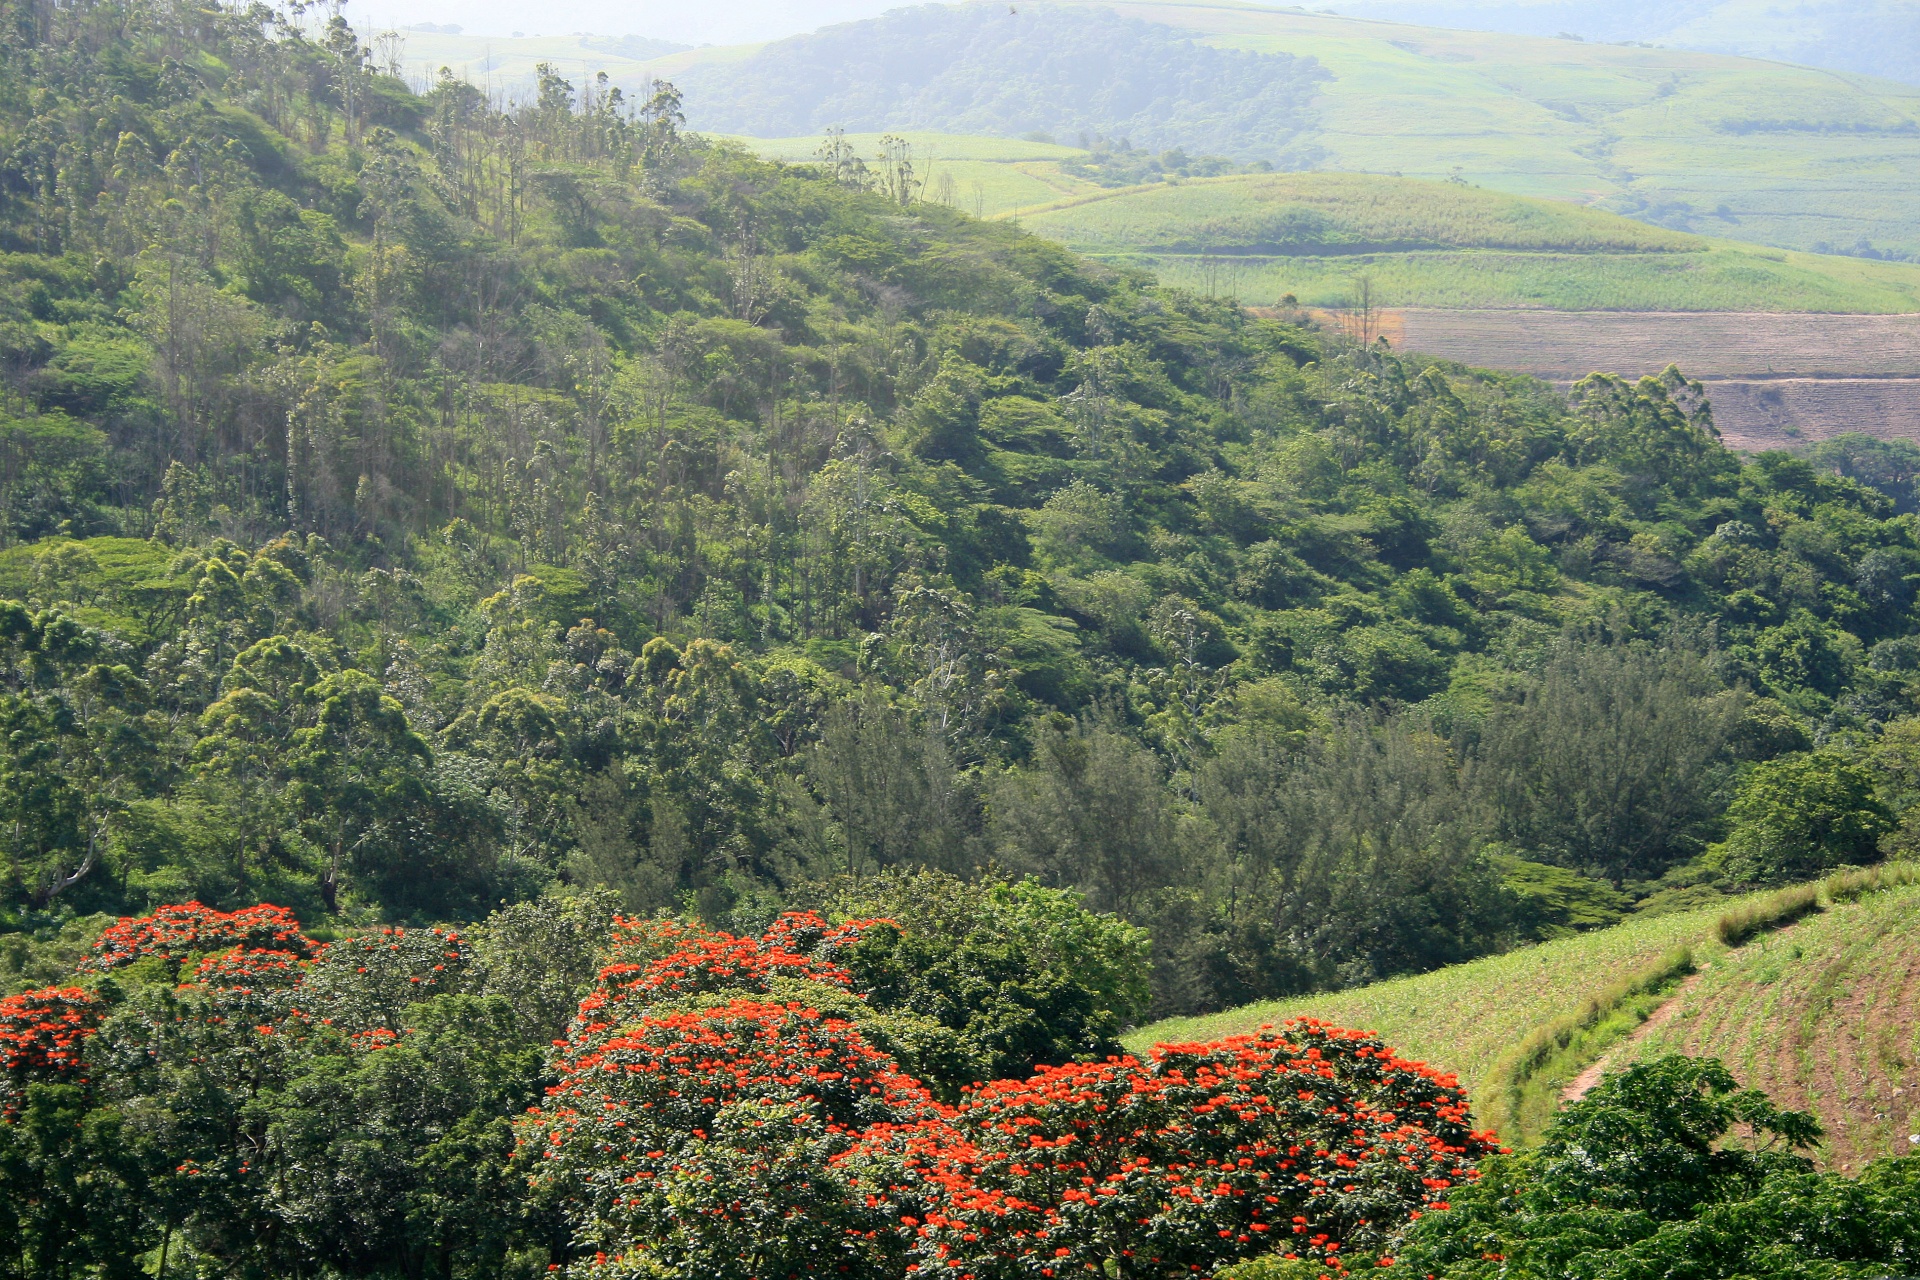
3 0 1920 1029
671 4 1328 162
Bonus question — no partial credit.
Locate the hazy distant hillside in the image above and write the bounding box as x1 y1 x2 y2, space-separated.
673 3 1329 161
1321 0 1920 85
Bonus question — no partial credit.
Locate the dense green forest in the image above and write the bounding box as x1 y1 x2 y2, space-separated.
675 4 1328 164
3 0 1920 1026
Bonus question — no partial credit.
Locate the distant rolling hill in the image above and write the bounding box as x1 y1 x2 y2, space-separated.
670 4 1328 163
642 0 1920 261
1300 0 1920 88
1013 170 1920 313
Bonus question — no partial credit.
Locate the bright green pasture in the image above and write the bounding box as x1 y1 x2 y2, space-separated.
1017 171 1920 311
1016 172 1703 253
1116 244 1920 312
1122 901 1730 1119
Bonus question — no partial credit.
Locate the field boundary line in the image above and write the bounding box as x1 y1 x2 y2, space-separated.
1560 969 1704 1103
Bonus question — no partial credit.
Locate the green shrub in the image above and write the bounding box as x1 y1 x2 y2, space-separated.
1709 752 1894 885
1715 882 1823 946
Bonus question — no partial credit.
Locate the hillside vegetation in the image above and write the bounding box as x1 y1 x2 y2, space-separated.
2 2 1920 1277
4 0 1920 1031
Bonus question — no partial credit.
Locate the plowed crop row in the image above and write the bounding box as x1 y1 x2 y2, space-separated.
1611 884 1920 1172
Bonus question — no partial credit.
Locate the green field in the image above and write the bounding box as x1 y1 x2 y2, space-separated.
1020 171 1920 311
1608 881 1920 1173
1125 877 1920 1164
1017 171 1700 254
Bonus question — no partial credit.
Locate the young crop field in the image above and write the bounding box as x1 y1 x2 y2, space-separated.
1017 172 1699 255
1017 172 1920 313
1127 880 1920 1161
1604 883 1920 1173
1123 899 1730 1129
1112 245 1920 313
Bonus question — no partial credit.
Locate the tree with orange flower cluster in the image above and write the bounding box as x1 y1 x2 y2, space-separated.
515 911 1497 1279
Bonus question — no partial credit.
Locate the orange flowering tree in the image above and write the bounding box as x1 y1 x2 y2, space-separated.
522 997 939 1279
861 1023 1493 1278
76 902 319 973
0 985 100 1119
517 913 1499 1279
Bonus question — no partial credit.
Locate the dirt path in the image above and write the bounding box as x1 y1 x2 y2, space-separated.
1560 969 1705 1103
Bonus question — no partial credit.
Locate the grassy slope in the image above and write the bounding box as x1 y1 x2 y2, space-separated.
1018 171 1920 310
1608 882 1920 1172
722 132 1107 215
1126 882 1920 1165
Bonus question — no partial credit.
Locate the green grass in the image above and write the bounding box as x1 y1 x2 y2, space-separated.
1124 897 1740 1125
1018 172 1920 310
1126 872 1920 1158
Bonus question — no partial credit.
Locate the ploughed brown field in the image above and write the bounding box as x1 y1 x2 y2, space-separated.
1390 310 1920 452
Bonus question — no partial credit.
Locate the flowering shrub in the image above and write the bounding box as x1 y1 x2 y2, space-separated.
520 997 939 1279
79 902 318 972
189 946 312 991
524 919 1500 1280
868 1021 1496 1277
0 985 100 1117
760 910 895 964
562 913 880 1054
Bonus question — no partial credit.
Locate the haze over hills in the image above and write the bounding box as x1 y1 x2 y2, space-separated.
399 2 1920 261
670 5 1328 162
381 0 1918 94
361 0 1920 88
1317 0 1920 86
